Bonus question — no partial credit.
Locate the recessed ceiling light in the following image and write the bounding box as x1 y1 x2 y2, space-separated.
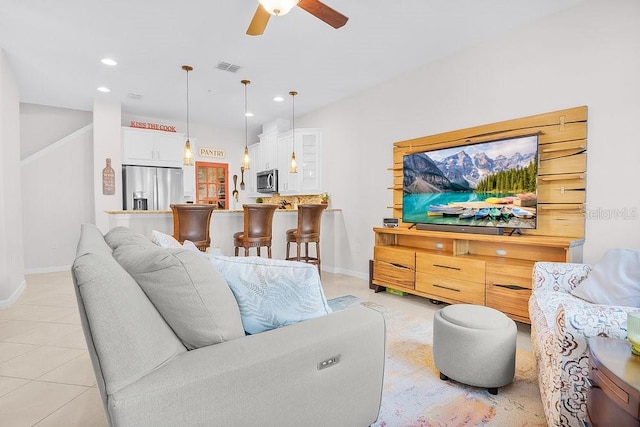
97 86 110 93
245 112 254 117
273 96 284 102
101 58 117 66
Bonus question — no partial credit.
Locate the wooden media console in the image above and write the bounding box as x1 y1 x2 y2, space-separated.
374 106 588 323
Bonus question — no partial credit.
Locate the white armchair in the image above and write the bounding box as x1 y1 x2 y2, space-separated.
529 261 632 426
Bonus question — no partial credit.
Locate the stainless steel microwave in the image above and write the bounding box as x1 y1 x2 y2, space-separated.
256 169 278 193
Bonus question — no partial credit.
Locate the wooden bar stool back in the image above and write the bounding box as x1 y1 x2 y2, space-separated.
233 204 278 257
170 203 215 252
286 204 327 274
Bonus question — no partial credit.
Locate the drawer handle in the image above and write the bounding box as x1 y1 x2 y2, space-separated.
494 284 529 291
585 377 599 389
390 262 410 270
433 264 461 271
433 284 460 292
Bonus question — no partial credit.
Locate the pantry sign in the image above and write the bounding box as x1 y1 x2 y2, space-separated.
198 147 225 158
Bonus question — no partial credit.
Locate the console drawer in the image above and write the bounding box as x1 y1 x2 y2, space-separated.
415 272 485 305
416 253 485 283
374 246 415 269
374 260 415 289
486 263 533 290
485 282 531 320
373 246 415 289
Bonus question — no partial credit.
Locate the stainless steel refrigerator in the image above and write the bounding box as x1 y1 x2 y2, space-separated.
122 165 184 210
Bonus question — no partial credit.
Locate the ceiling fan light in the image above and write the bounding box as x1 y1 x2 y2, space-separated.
258 0 299 16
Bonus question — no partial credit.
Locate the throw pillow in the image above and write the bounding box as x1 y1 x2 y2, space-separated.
571 248 640 307
113 245 245 349
151 230 182 248
182 240 202 253
210 255 332 334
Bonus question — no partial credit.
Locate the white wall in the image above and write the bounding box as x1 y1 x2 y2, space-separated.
21 125 94 272
20 103 92 159
0 49 25 305
298 0 640 276
93 100 122 233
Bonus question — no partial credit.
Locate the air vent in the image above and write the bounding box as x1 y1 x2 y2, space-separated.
128 93 143 100
215 61 241 73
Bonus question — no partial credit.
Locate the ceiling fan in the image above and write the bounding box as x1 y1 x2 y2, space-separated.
247 0 349 36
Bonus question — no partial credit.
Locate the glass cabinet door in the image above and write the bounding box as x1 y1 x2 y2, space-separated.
195 162 228 209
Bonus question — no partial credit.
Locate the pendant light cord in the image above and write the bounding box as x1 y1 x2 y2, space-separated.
244 84 248 149
186 69 190 141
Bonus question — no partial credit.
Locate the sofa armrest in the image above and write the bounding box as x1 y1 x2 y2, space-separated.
109 305 385 427
554 300 630 422
533 262 592 294
557 300 630 352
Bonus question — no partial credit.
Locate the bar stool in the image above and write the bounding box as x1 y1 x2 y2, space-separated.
234 204 278 257
286 204 327 274
170 203 215 252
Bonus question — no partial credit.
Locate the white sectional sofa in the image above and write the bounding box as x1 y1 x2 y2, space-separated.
71 224 386 426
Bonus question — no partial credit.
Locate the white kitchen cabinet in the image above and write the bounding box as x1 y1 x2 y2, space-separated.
276 128 321 194
277 131 294 193
258 131 278 171
122 127 185 167
294 129 322 194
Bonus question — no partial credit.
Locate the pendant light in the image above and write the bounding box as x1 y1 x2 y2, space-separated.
289 90 298 173
241 79 251 170
182 65 193 166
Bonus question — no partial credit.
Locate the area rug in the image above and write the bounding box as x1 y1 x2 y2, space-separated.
327 296 546 427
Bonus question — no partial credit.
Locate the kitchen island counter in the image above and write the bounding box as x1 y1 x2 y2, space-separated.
105 208 342 269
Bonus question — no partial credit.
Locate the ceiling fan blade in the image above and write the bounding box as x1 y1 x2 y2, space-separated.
247 4 270 36
298 0 349 29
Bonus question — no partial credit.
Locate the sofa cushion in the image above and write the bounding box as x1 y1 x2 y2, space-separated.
210 256 332 334
72 251 186 394
113 245 245 349
105 226 157 251
571 248 640 306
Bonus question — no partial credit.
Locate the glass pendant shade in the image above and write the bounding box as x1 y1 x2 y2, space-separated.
241 80 251 170
184 139 193 166
290 151 298 173
242 146 251 170
258 0 299 16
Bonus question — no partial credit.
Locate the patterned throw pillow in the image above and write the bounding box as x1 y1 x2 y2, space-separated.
210 255 332 334
571 248 640 306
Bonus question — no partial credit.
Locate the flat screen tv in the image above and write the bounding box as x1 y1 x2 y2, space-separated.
402 134 539 231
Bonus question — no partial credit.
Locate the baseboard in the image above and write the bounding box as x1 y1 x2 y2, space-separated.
0 279 26 309
323 265 369 281
24 265 71 275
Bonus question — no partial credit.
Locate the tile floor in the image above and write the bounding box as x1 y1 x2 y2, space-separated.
0 270 531 426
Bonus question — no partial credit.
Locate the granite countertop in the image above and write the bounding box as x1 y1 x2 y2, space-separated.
105 208 340 214
105 210 172 214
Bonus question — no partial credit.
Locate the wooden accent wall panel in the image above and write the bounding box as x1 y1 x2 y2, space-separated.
392 106 587 238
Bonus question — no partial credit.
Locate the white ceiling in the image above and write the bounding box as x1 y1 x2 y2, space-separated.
0 0 584 134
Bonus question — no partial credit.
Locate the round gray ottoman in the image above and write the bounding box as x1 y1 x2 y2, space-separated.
433 304 516 395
